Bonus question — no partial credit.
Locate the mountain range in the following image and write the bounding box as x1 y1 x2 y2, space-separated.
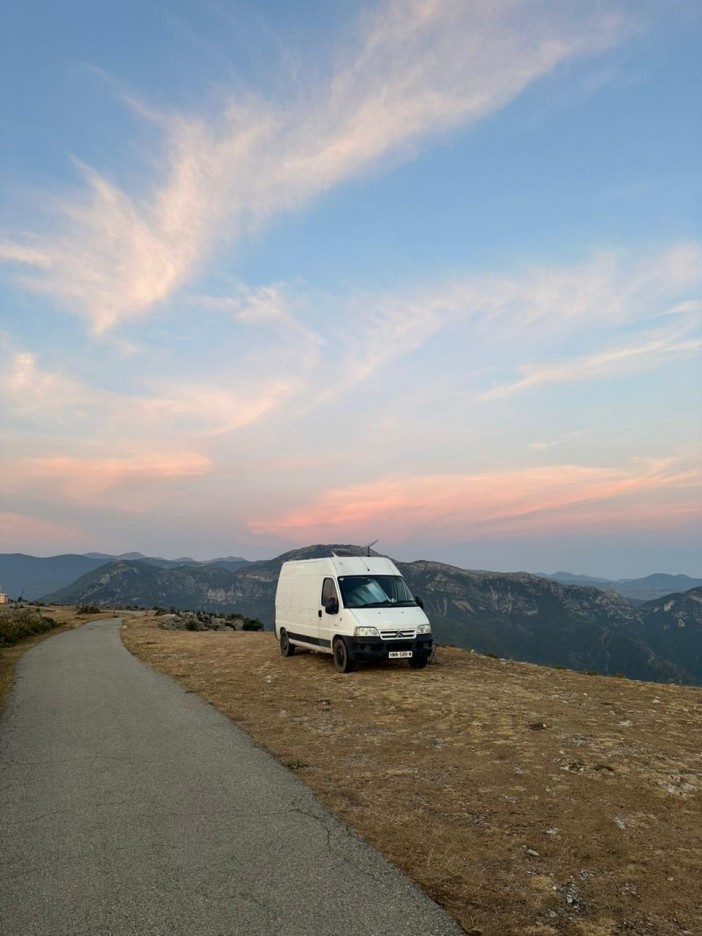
2 551 700 603
0 552 250 600
20 544 702 687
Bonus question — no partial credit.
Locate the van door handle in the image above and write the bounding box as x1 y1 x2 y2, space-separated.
318 610 322 618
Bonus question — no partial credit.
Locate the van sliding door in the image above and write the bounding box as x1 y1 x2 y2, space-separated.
318 577 338 650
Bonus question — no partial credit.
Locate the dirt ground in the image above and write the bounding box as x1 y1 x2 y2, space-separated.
72 613 702 934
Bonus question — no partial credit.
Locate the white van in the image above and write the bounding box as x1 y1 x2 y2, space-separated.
275 554 433 672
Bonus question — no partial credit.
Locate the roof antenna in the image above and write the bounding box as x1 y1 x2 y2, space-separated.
365 539 378 557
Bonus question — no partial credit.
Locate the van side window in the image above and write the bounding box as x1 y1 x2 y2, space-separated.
321 578 338 607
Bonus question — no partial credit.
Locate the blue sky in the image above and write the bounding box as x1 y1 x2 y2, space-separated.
1 0 700 577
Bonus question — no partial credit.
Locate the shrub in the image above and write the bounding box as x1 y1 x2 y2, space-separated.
77 604 101 615
0 609 59 646
241 618 264 631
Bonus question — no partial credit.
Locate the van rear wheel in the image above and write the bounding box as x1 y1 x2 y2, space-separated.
279 629 295 657
333 637 354 673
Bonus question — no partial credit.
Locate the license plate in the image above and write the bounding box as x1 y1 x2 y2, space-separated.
388 650 412 659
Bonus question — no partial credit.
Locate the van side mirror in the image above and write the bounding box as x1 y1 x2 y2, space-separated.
415 595 424 610
325 597 339 615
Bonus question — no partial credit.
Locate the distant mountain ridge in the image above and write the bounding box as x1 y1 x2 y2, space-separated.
38 544 702 687
0 552 252 599
0 554 110 600
44 560 262 615
547 571 702 602
83 551 250 571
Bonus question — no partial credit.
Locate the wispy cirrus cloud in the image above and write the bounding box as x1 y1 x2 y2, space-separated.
0 344 301 439
197 283 292 326
321 242 702 399
0 0 634 332
2 239 699 448
479 329 702 400
193 281 323 353
1 351 89 417
529 430 591 452
132 378 298 437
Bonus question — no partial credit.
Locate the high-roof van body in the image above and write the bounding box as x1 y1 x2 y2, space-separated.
275 555 433 672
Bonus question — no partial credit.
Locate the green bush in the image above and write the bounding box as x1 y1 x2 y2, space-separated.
241 618 264 631
0 609 59 647
77 604 101 614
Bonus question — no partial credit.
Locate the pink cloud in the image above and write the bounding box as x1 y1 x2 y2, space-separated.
0 512 85 551
251 459 702 542
1 453 212 505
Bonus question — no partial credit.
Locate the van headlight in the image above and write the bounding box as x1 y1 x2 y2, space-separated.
354 626 380 638
417 624 432 635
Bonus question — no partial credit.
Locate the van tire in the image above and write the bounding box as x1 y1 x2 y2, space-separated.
409 655 428 669
279 629 295 657
333 637 354 673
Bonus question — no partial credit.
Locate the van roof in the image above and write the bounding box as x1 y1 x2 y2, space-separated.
280 556 401 577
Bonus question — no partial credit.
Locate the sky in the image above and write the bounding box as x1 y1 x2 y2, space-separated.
1 0 700 578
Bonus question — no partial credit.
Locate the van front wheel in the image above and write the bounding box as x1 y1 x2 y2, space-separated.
409 655 428 669
333 637 354 673
279 629 295 657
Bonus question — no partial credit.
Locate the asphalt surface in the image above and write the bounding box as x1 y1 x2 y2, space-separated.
0 619 464 935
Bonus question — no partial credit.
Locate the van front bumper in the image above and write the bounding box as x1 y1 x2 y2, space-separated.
347 636 433 663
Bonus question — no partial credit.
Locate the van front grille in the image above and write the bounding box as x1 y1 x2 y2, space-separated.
380 629 414 640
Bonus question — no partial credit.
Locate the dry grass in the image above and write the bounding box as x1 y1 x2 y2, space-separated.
122 615 701 935
0 606 114 713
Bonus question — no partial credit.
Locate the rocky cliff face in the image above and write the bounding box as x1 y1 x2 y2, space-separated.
640 587 702 681
42 547 702 686
395 561 688 683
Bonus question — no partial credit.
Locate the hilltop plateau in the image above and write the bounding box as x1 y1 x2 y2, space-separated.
122 614 702 936
38 546 702 686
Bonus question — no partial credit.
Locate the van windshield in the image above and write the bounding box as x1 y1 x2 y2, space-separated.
338 575 416 609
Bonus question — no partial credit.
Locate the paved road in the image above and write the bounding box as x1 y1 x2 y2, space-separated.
0 619 464 936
